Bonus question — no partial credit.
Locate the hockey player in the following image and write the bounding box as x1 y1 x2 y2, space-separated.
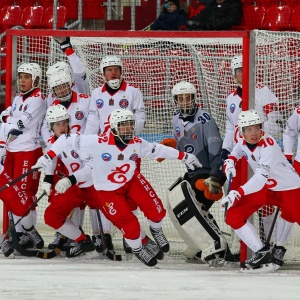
222 109 299 271
32 105 96 259
0 62 46 250
160 81 237 266
221 55 283 241
283 105 300 175
84 55 146 254
33 108 201 267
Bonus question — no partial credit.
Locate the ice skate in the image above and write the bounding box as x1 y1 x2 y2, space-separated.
18 232 34 249
132 245 157 267
144 235 164 260
23 226 44 249
66 235 95 260
272 245 287 270
224 248 240 268
1 240 15 258
123 237 133 260
48 232 62 249
150 227 169 253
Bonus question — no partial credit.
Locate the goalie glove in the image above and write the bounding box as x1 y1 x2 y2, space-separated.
31 154 52 170
6 128 23 144
54 36 72 52
221 190 241 210
182 153 202 170
42 182 52 196
0 106 12 123
224 158 236 181
55 175 76 193
204 176 221 194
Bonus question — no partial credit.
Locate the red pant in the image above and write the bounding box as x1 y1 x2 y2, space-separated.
226 186 300 229
93 171 166 240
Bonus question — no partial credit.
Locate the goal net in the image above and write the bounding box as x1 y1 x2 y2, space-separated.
3 29 300 262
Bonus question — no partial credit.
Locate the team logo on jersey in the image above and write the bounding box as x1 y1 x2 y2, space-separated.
184 144 194 153
175 126 180 137
242 150 248 160
75 111 84 120
119 98 129 108
71 150 79 159
230 103 236 113
118 154 124 161
96 99 104 109
102 153 112 161
23 104 28 112
191 133 197 140
109 98 114 106
129 153 138 161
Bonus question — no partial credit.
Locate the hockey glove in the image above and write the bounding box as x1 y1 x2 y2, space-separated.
31 154 52 170
224 158 236 181
42 182 52 196
54 36 72 52
182 153 202 170
6 128 23 144
221 190 241 210
0 106 12 123
55 175 76 193
157 138 177 162
285 154 293 165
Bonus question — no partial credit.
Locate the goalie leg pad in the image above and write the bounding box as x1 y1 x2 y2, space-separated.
167 179 227 262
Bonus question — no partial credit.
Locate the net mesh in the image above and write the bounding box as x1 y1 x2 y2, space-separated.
4 30 300 261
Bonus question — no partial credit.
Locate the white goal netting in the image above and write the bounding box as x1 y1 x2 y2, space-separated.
4 29 300 261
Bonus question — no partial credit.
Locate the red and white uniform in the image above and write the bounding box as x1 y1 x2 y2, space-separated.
46 132 185 239
41 91 90 142
283 105 300 175
225 132 300 229
84 80 145 135
3 88 46 202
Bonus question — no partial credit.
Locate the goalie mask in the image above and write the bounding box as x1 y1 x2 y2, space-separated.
46 104 70 134
100 55 123 90
46 61 72 81
172 81 197 117
238 109 262 143
17 63 42 93
49 70 73 102
110 109 135 144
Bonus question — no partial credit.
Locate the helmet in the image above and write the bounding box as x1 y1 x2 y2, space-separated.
48 70 72 102
171 81 197 116
18 62 42 88
100 55 123 74
231 55 242 76
110 109 135 144
46 61 72 81
46 104 70 129
237 109 262 135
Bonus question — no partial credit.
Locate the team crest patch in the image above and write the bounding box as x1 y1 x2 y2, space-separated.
71 150 79 159
230 103 236 113
119 98 129 108
242 151 248 160
102 153 112 161
75 111 84 120
184 144 194 153
129 153 138 161
96 99 104 109
175 126 180 137
109 98 114 106
191 133 197 140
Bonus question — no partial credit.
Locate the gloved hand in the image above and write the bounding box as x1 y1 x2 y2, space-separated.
182 153 202 170
31 154 52 170
54 36 72 52
224 159 236 181
220 148 230 166
7 128 23 143
221 190 241 210
0 106 12 123
285 154 293 165
42 182 52 196
55 177 72 194
204 176 221 194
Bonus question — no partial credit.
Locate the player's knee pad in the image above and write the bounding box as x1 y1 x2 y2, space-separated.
167 178 227 262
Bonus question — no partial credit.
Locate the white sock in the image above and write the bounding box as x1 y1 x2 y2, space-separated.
148 220 163 230
125 234 141 251
262 213 275 240
89 209 100 236
70 207 81 228
132 209 146 239
57 219 82 241
20 211 35 230
276 216 293 247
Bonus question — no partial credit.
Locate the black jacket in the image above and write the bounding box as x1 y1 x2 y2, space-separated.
187 0 243 30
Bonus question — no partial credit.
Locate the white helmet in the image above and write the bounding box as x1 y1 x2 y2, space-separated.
48 70 72 102
46 104 70 129
46 61 72 81
110 109 135 144
237 109 262 135
231 55 242 76
100 55 123 89
18 63 42 90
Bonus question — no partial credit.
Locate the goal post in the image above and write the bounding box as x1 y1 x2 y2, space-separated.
3 28 300 261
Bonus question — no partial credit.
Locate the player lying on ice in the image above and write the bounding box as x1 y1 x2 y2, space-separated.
222 109 300 272
33 108 201 266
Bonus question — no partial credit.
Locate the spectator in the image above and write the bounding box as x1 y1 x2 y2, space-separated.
186 0 243 30
150 0 187 31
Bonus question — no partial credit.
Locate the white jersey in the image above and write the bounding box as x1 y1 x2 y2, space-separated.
48 132 183 191
84 80 145 135
45 135 93 188
6 88 46 152
41 91 90 143
230 132 300 195
223 85 282 152
283 105 300 162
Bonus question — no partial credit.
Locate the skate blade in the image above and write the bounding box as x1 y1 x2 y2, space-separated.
224 261 240 268
66 250 98 261
240 263 275 273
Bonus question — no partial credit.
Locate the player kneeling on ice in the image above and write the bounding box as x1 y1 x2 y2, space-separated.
222 109 300 272
33 108 201 267
32 105 96 259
